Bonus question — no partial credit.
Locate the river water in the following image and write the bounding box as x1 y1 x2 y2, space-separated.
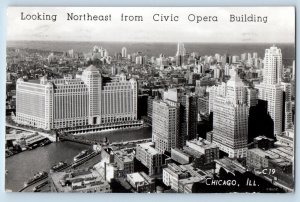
77 127 152 142
5 127 152 192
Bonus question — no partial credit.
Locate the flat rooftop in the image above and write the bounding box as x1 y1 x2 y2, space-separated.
127 172 145 183
188 137 218 149
249 146 293 161
137 142 159 155
51 168 109 192
183 146 203 158
114 149 134 163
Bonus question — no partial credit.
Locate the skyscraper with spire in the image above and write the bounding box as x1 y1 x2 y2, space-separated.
175 42 186 66
255 46 283 135
176 43 186 56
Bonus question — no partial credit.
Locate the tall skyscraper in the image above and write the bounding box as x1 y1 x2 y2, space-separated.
253 52 258 58
175 43 186 66
255 46 283 135
121 47 127 58
241 53 247 61
152 99 180 153
224 64 231 76
263 46 282 85
196 63 205 74
208 82 226 113
16 65 138 130
281 82 293 130
163 88 198 148
211 69 249 158
176 43 186 56
292 60 295 81
232 55 240 63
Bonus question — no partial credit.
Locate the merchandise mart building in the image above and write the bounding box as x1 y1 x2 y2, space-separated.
15 65 138 130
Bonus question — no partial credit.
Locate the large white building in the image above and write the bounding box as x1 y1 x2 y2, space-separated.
211 69 249 158
16 65 137 130
263 46 282 85
255 46 283 135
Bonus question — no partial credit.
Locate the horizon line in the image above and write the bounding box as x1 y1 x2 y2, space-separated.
6 39 295 44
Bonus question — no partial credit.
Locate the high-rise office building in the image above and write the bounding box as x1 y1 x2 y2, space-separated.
253 52 258 59
164 88 198 147
256 83 283 135
152 99 180 153
232 55 240 63
16 65 138 130
241 53 247 61
121 47 127 58
281 82 293 130
175 43 186 66
255 46 283 135
224 64 231 76
263 46 283 85
176 43 186 56
208 82 226 113
211 69 249 158
292 60 295 81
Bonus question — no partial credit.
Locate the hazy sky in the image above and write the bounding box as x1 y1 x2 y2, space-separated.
7 7 295 43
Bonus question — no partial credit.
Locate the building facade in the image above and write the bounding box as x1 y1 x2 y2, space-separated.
163 88 198 147
255 46 283 135
16 65 137 130
136 142 163 176
211 69 249 158
186 138 219 164
152 99 180 153
281 82 293 130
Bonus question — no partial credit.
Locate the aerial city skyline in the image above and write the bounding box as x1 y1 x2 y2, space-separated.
5 39 295 193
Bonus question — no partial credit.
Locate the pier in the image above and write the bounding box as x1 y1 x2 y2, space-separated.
18 151 101 192
6 123 57 142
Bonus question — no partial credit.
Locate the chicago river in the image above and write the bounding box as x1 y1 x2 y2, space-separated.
5 127 152 191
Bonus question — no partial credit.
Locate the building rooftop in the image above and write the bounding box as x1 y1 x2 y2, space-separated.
137 142 159 155
172 148 192 158
165 163 188 175
182 146 203 158
254 136 274 142
180 164 211 179
114 149 135 163
249 146 293 161
27 79 41 84
127 172 145 183
215 157 246 174
280 129 294 139
50 168 109 192
190 138 216 148
84 65 98 72
178 176 202 186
